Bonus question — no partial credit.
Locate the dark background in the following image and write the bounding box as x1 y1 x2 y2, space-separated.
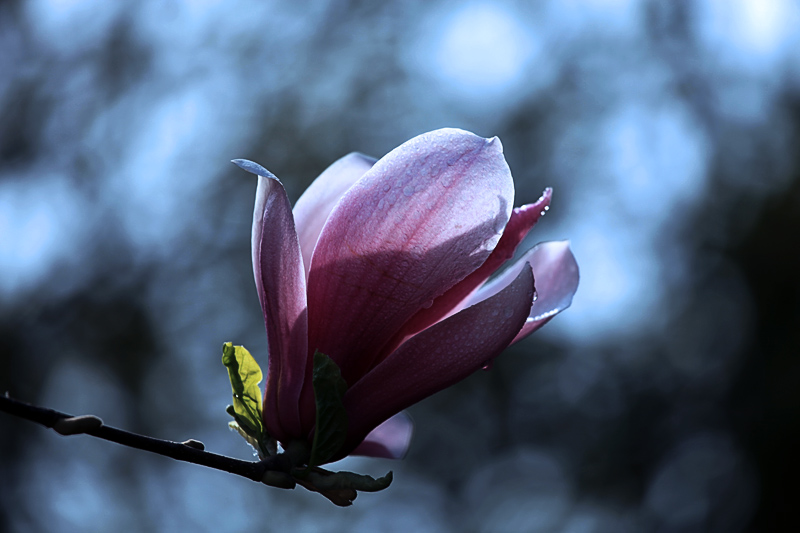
1 1 799 531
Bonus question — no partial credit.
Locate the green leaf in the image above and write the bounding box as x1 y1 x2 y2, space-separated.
222 342 264 441
308 351 349 467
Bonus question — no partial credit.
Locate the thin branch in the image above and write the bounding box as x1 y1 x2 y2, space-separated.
0 393 291 484
1 392 393 506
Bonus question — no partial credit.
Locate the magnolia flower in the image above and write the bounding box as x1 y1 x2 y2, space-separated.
234 128 578 465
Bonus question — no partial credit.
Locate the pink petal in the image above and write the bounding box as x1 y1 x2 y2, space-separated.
467 241 578 343
236 159 309 442
513 241 578 342
339 264 534 457
306 129 515 387
292 153 376 279
383 189 553 350
350 411 414 459
488 190 553 271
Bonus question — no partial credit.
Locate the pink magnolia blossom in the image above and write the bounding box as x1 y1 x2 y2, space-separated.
240 128 578 463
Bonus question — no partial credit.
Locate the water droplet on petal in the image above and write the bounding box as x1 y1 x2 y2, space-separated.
503 308 514 319
421 299 434 309
403 185 415 197
382 183 391 192
377 199 386 210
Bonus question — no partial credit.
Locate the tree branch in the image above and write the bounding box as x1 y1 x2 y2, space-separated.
0 393 291 484
1 392 393 506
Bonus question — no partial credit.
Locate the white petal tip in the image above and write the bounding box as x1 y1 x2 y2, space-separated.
345 152 378 166
232 159 276 179
485 135 503 153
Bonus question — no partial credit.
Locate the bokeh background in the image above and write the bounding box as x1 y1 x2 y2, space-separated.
1 0 799 531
